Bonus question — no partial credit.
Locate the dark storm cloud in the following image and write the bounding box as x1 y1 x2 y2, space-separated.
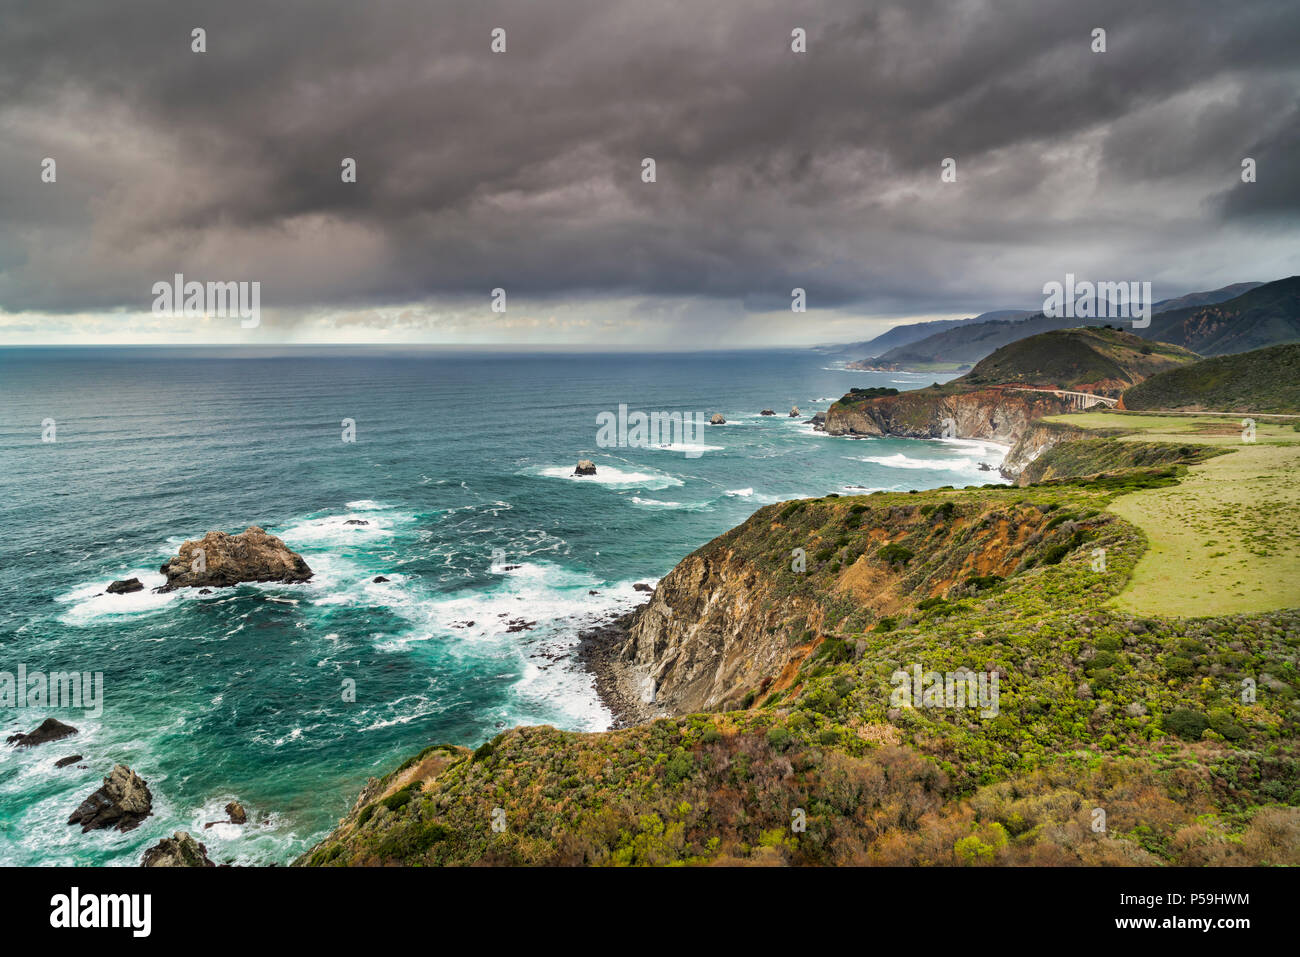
0 0 1297 323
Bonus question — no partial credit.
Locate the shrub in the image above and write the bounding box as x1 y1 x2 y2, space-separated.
878 543 914 565
381 787 415 811
767 727 793 751
1163 709 1209 741
664 750 694 785
1208 709 1246 742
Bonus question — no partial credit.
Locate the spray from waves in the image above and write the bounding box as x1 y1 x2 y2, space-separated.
856 452 985 471
650 442 723 455
382 560 653 732
528 463 684 490
628 496 713 511
53 502 423 626
56 569 184 625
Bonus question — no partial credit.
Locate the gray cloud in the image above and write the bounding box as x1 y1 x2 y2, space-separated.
1 0 1298 336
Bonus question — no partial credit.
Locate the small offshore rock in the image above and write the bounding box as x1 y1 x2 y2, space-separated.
372 576 390 583
7 718 78 748
633 583 654 593
760 409 776 416
344 519 369 526
55 754 83 769
142 831 215 867
67 764 154 833
789 407 800 417
106 578 144 595
226 800 247 824
574 459 597 476
710 414 726 425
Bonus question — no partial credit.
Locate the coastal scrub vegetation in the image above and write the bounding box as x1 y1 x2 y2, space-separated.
299 430 1299 867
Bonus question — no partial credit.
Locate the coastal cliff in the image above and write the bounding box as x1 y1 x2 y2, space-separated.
616 492 1085 717
822 385 1072 447
820 327 1198 477
297 473 1300 866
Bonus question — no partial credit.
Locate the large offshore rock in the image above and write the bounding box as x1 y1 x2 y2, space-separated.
68 764 154 833
159 526 311 591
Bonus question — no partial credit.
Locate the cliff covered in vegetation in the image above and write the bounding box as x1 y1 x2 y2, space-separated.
299 445 1299 867
822 328 1197 463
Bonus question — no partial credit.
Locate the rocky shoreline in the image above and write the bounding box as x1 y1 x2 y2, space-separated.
574 607 663 728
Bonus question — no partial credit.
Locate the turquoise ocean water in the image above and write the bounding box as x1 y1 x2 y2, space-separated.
0 347 1006 865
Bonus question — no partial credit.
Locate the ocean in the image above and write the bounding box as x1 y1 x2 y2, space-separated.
0 346 1006 865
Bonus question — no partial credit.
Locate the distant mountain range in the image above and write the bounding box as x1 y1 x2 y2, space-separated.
1140 277 1300 356
817 308 1036 358
832 279 1293 369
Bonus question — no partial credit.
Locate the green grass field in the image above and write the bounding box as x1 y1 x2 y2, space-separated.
1041 412 1300 615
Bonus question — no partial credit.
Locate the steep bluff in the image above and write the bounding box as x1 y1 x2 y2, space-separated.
619 493 1075 716
823 385 1072 447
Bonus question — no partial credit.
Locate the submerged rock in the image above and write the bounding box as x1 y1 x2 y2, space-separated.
372 575 390 583
7 718 77 748
633 583 654 593
760 409 776 416
106 578 144 595
158 526 312 591
574 459 597 476
68 764 153 833
54 754 82 769
142 831 215 867
344 519 369 526
710 414 726 425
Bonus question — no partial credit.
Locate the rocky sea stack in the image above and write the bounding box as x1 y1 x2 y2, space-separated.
142 831 216 867
68 764 153 833
159 526 312 591
7 718 77 748
574 459 597 476
709 413 726 425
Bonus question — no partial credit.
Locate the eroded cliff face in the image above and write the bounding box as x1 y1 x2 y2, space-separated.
823 386 1072 446
619 551 825 715
620 495 1066 716
1004 422 1082 483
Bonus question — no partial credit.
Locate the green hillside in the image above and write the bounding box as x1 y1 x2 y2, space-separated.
961 327 1197 393
1123 343 1300 413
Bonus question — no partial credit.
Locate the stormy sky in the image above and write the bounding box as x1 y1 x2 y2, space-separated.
1 0 1298 346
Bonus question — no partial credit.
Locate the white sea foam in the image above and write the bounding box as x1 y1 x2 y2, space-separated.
532 464 684 490
278 508 413 548
725 487 754 497
652 442 723 455
858 452 982 471
391 561 654 731
56 570 180 625
629 496 712 511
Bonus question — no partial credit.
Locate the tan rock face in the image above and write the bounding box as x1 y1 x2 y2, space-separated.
142 831 215 867
159 526 312 591
824 387 1071 445
620 497 1060 717
620 550 823 715
68 764 153 832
